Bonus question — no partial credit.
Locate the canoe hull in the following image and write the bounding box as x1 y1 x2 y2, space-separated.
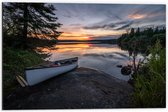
25 62 78 86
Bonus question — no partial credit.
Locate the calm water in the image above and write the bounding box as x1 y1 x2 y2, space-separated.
41 43 144 81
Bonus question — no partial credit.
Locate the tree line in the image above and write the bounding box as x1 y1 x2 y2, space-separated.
117 27 166 55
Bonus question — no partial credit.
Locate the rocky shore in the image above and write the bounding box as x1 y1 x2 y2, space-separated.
3 67 133 109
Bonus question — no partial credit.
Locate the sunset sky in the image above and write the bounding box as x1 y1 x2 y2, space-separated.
53 4 166 40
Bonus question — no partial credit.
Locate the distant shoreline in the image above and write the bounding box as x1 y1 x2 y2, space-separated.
58 39 118 44
58 41 103 44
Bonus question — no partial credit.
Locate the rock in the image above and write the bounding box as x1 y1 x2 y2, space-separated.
116 65 122 68
121 66 132 75
3 67 133 109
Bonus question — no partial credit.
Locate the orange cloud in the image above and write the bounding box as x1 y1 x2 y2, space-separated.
128 14 146 19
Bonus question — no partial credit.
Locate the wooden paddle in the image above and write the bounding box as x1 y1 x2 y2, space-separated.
16 75 28 87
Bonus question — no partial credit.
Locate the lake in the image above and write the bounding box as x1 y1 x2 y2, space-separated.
40 43 144 81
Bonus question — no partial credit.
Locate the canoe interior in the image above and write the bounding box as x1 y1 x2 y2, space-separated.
25 57 78 70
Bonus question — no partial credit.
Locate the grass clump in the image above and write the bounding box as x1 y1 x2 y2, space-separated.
133 41 166 107
3 47 44 97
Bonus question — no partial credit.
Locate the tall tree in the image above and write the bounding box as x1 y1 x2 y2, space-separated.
135 27 140 36
3 3 62 48
154 27 159 34
129 28 135 37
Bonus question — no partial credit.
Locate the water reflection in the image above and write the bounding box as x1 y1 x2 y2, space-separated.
40 43 144 81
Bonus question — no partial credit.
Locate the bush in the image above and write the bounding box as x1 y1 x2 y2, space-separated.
133 41 166 107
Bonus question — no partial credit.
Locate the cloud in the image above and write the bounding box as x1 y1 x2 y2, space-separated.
70 23 82 26
62 14 72 18
83 20 133 30
61 32 95 38
55 3 165 37
90 35 120 40
128 14 146 19
114 21 133 30
105 10 122 20
84 23 116 30
129 5 165 20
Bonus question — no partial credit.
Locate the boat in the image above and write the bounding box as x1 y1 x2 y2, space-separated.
25 57 78 86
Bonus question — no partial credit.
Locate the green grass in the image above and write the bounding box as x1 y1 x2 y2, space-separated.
133 41 166 107
3 47 44 97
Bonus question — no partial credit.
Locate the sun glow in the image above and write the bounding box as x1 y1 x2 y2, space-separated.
78 36 90 40
58 28 124 40
58 31 90 40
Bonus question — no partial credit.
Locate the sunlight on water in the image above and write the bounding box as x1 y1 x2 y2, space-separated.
40 43 144 81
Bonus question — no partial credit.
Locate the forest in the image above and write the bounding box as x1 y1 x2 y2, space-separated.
118 27 166 54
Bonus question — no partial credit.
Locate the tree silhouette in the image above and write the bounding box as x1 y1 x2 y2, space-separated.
154 27 159 34
3 3 62 48
135 27 140 36
129 28 135 37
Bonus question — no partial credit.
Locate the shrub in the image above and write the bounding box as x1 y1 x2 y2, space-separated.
133 41 166 107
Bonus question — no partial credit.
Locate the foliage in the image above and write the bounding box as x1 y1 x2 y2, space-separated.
118 27 166 107
2 2 62 98
3 47 44 96
27 37 58 49
2 3 62 48
118 27 166 55
133 41 166 107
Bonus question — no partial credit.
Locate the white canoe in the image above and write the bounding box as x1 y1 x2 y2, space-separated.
25 57 78 86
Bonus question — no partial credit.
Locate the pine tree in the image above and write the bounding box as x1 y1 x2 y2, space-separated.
154 27 159 34
129 28 135 37
135 27 140 36
3 3 62 48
